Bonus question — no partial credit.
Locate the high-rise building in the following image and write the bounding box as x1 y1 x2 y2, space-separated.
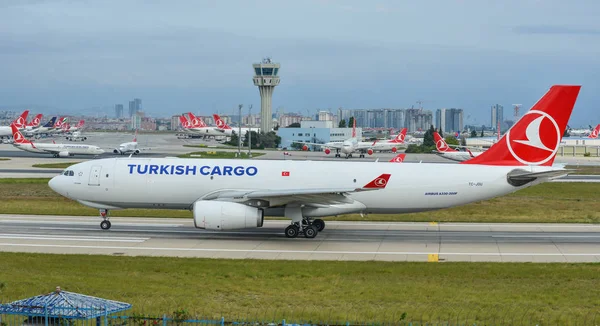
317 111 334 121
128 98 142 117
253 58 280 132
171 115 181 130
435 108 447 131
115 104 124 118
491 104 504 131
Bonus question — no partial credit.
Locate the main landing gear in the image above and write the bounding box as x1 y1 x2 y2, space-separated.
334 149 341 158
284 218 326 239
99 209 111 230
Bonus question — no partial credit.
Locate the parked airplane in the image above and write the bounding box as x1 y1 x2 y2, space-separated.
212 114 257 136
0 110 29 138
24 114 43 131
66 130 88 141
588 124 600 139
432 132 484 162
113 130 150 155
25 117 57 137
47 84 580 237
372 128 408 152
179 113 223 137
11 124 104 157
49 117 68 134
296 119 377 158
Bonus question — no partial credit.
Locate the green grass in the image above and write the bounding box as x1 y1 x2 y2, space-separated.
32 162 81 169
0 158 10 161
1 178 600 223
177 151 265 159
565 165 600 175
0 253 598 323
183 144 281 151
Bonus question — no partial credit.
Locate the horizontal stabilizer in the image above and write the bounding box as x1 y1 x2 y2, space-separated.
507 169 571 186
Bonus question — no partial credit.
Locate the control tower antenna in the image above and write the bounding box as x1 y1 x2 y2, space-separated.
253 57 280 132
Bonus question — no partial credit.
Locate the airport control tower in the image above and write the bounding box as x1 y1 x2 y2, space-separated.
253 57 280 132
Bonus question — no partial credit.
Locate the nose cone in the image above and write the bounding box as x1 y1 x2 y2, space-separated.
48 176 61 194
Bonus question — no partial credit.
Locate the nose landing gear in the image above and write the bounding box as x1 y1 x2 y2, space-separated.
99 209 111 230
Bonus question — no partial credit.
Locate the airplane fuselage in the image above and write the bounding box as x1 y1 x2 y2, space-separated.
49 158 547 216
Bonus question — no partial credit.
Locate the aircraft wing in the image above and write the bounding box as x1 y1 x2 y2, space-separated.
201 174 391 207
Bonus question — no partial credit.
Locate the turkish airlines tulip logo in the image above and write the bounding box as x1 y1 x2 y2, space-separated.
15 116 25 127
32 118 40 126
436 139 447 151
13 131 23 142
374 178 387 187
591 129 598 138
506 110 561 165
397 133 405 142
391 156 404 162
216 119 225 128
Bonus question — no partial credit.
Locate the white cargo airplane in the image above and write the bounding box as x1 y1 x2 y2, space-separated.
113 130 150 155
212 114 258 136
48 85 580 238
11 124 104 157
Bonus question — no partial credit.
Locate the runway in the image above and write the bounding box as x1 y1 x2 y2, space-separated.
1 214 600 262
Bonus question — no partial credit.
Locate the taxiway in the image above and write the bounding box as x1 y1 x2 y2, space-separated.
1 214 600 262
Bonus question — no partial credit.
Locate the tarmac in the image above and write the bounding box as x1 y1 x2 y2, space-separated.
1 214 600 262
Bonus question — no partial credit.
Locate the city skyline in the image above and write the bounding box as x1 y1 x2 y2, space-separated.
0 1 598 126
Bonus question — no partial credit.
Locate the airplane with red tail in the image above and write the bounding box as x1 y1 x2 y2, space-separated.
0 110 29 138
433 131 484 162
48 85 580 239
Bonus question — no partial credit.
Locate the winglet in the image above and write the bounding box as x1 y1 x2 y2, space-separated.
362 173 391 189
462 85 581 166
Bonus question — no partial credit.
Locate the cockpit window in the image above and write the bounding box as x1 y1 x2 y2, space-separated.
63 170 74 176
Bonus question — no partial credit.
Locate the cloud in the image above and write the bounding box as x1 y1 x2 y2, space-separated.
513 25 600 36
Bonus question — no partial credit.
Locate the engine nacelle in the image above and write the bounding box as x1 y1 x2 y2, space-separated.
134 149 140 155
391 147 397 153
367 149 373 155
83 137 87 141
324 148 331 155
302 145 308 151
113 149 121 154
193 201 264 231
58 151 70 157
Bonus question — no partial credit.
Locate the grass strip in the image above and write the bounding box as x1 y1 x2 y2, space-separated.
177 151 264 159
0 253 598 324
32 162 81 169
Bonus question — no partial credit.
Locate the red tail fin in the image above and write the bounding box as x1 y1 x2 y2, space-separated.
188 112 206 127
363 173 391 189
27 114 42 127
389 153 406 163
212 114 232 130
10 124 31 144
463 85 581 166
76 120 85 128
179 116 190 128
434 132 457 152
133 129 138 142
13 110 29 128
351 117 356 138
588 124 600 139
391 128 407 143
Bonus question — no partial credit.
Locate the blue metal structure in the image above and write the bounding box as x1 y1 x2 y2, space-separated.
0 287 131 320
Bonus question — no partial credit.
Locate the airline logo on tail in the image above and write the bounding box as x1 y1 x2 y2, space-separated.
179 116 191 128
434 132 457 152
14 110 29 128
75 120 85 128
588 124 600 139
507 111 560 165
187 113 206 128
363 173 391 189
463 85 580 166
213 114 232 130
351 118 356 138
389 153 406 163
11 124 31 145
390 128 407 143
28 114 42 127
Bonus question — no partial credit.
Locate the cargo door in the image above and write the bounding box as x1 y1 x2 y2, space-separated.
88 166 102 186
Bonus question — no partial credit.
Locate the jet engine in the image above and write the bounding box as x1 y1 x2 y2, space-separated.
391 147 397 153
193 201 264 231
302 145 308 151
324 148 331 155
134 149 140 155
58 151 70 157
113 149 121 154
367 149 373 155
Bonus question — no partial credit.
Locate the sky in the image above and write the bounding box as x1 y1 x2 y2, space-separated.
0 0 599 127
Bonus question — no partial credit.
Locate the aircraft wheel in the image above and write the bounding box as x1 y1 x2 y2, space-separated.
285 225 299 238
100 220 111 230
360 154 365 158
313 219 325 232
304 225 318 239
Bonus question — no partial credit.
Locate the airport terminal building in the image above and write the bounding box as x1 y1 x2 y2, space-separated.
277 121 362 150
